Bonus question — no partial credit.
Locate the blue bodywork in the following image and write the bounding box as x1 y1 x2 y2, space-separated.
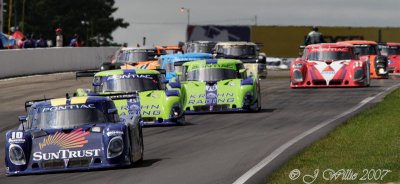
5 96 142 175
159 53 212 80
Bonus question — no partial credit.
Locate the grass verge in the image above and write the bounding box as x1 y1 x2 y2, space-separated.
267 89 400 184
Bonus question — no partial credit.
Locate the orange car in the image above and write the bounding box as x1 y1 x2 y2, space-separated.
337 40 389 79
106 45 183 70
378 42 400 74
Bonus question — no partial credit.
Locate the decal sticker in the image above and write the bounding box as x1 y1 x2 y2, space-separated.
107 130 124 137
42 104 96 112
8 132 25 143
106 74 153 81
39 128 90 150
33 149 101 161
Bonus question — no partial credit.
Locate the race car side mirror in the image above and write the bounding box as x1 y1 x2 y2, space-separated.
18 115 27 130
18 115 27 122
162 79 169 84
239 69 247 73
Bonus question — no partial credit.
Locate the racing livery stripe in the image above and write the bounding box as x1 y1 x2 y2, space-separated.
50 98 67 106
70 97 88 105
123 69 136 75
205 59 218 64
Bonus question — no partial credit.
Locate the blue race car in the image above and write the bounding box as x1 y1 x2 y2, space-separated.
5 96 143 175
159 53 212 80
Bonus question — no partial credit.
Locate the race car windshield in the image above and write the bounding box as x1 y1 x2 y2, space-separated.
307 51 352 61
183 68 237 82
118 51 155 63
380 47 400 56
353 45 378 56
216 46 256 57
34 108 109 129
101 78 159 92
187 44 214 53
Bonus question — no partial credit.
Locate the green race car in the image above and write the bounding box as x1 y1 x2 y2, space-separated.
76 69 185 126
167 59 261 114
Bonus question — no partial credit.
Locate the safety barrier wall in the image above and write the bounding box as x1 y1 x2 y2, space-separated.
251 26 400 57
0 47 119 78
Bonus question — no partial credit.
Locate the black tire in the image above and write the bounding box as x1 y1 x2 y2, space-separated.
137 127 144 163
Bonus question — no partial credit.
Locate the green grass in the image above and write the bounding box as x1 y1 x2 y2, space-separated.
267 90 400 184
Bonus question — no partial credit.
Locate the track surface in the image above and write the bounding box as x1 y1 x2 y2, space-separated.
0 72 398 184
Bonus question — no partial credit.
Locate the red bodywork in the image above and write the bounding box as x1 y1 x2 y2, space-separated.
290 43 370 88
379 42 400 74
337 40 389 79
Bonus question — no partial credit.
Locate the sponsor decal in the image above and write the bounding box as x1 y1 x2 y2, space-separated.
39 128 90 150
188 93 235 105
191 64 235 70
205 84 218 106
8 132 25 143
310 48 349 52
106 74 153 81
33 149 101 161
107 130 124 137
141 104 161 116
322 65 335 74
42 104 96 112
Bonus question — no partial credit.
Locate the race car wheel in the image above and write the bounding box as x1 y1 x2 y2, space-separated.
137 126 144 163
176 114 186 126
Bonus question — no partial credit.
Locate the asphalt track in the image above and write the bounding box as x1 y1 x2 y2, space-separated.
0 72 398 184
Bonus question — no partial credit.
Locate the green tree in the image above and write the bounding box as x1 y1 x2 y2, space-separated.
3 0 129 46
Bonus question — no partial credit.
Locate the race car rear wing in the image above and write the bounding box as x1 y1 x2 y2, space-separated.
75 70 99 79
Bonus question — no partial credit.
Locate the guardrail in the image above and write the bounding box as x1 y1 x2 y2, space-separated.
0 47 119 79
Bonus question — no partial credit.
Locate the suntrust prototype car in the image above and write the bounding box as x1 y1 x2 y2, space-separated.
291 43 370 88
75 69 185 126
5 96 143 175
168 59 261 114
337 40 389 79
378 42 400 74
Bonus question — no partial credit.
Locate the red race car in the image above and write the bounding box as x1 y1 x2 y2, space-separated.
337 40 389 79
290 43 370 88
378 42 400 74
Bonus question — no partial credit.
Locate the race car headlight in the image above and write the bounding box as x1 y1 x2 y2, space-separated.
107 136 124 158
9 144 26 165
171 104 181 118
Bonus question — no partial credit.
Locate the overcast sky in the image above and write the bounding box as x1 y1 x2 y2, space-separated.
112 0 400 46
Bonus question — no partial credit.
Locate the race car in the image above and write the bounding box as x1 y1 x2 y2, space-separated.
75 69 185 126
184 41 216 53
337 40 389 79
100 45 183 71
103 47 159 70
159 53 212 80
214 42 268 79
5 96 143 175
378 42 400 74
167 59 261 114
290 43 370 88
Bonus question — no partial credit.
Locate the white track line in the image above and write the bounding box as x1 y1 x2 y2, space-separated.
233 83 400 184
0 72 74 82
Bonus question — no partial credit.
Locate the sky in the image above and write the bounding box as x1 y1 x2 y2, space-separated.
112 0 400 46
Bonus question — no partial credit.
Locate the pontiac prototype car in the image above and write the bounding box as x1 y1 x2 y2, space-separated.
5 96 143 175
291 43 370 88
378 42 400 74
168 59 261 114
159 53 212 80
76 69 185 126
337 40 389 79
214 42 267 79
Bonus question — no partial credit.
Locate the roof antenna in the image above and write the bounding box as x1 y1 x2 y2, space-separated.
66 93 70 99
